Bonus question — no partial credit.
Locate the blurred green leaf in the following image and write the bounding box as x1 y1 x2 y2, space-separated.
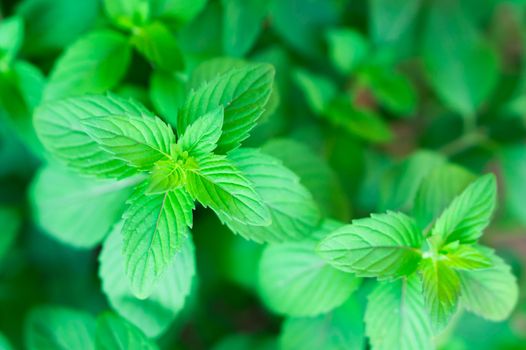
0 16 24 66
294 69 338 114
0 206 20 261
150 70 187 126
327 28 369 74
500 144 526 226
150 0 207 24
96 313 159 350
103 0 150 29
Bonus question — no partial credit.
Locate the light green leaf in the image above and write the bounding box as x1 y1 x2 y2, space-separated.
122 183 194 299
413 163 474 230
326 28 368 74
443 245 491 271
178 63 274 153
178 106 224 156
317 211 423 279
44 31 131 101
34 94 175 179
103 0 150 29
293 69 337 114
0 16 24 65
96 313 159 350
185 153 270 226
222 0 267 57
149 0 207 23
146 159 186 194
262 139 350 220
420 258 460 330
188 57 247 90
26 306 96 350
0 206 20 260
149 70 186 126
431 174 496 245
280 297 365 350
258 223 360 316
30 165 137 248
500 144 526 226
218 149 320 243
365 275 433 350
131 21 184 72
99 226 195 337
422 2 499 116
458 247 518 321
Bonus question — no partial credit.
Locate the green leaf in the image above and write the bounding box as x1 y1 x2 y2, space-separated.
26 306 96 350
188 57 247 90
122 183 194 299
0 206 20 260
422 2 499 116
431 174 496 245
0 332 13 350
221 0 267 57
413 163 475 230
365 275 433 350
185 153 270 226
177 63 274 153
380 150 446 212
218 149 320 243
420 258 460 330
103 0 150 29
280 297 365 350
30 165 136 248
369 0 422 56
16 0 99 54
500 144 526 225
258 223 361 316
458 247 518 321
317 211 423 279
131 21 184 72
326 28 368 75
34 94 175 178
262 139 350 221
443 245 492 271
149 0 207 23
96 313 159 350
149 70 186 127
0 16 24 65
293 69 338 114
44 31 131 101
146 159 187 194
99 226 195 337
178 106 224 156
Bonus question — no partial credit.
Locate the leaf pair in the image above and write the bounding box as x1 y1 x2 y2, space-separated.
318 173 518 349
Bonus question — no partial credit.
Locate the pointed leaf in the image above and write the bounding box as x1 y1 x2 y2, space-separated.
317 211 423 279
178 106 224 156
0 16 24 65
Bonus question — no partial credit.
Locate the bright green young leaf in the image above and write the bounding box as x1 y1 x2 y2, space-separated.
218 148 320 243
431 174 496 245
317 211 423 279
280 297 365 350
423 2 499 117
0 16 24 66
327 28 369 74
26 306 96 350
96 313 159 350
150 70 186 126
262 139 350 221
369 0 422 56
178 106 224 156
0 206 20 260
365 275 433 350
103 0 150 29
44 31 131 101
185 153 270 226
146 159 187 194
16 0 99 54
178 63 274 153
222 0 267 57
420 258 461 330
458 247 518 321
258 223 360 316
100 226 195 337
293 69 338 114
34 94 175 178
413 163 474 230
122 183 194 299
30 165 137 248
131 21 184 72
444 245 491 271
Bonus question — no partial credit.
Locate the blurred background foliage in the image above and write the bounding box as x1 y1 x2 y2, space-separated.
1 0 526 349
